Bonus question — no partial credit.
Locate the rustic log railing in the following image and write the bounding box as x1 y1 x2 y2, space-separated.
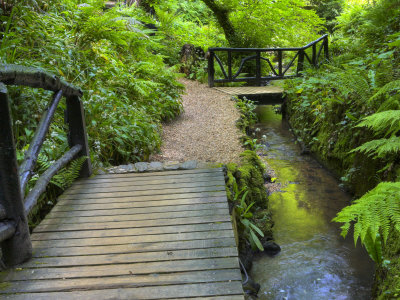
208 34 329 87
0 64 91 267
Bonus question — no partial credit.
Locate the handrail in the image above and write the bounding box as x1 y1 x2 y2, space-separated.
207 34 329 87
0 64 91 267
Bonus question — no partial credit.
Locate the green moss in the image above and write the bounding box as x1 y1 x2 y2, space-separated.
223 150 272 250
373 228 400 300
0 282 11 291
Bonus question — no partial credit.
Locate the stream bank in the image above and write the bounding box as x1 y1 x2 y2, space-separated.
249 105 374 299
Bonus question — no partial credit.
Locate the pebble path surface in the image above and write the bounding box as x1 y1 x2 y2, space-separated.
150 78 243 164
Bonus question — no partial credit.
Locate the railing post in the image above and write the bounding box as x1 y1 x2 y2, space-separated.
324 36 329 61
65 95 92 178
256 51 261 86
0 83 32 266
312 44 317 67
228 50 232 81
208 51 215 88
297 49 305 76
278 50 283 76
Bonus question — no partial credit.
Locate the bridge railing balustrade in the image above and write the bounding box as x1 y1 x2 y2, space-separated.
0 64 91 267
207 34 329 87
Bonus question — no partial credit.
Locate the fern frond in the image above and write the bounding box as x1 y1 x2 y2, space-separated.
356 110 400 137
50 156 87 190
368 80 400 112
333 181 400 262
351 136 400 158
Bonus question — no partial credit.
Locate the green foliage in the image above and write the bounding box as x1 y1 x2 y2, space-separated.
309 0 345 32
211 0 323 48
352 110 400 159
234 188 264 251
357 110 400 137
234 96 257 132
333 182 400 263
284 1 400 295
2 1 184 167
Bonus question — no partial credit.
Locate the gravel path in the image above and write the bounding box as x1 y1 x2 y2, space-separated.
151 79 243 164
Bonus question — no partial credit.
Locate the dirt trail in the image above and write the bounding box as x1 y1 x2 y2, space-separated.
151 79 243 164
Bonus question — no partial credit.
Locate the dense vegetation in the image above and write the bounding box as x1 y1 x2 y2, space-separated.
284 0 400 297
2 0 399 297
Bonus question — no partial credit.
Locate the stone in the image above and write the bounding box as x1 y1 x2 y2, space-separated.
180 160 197 170
96 169 106 175
148 162 163 171
263 241 281 256
134 162 149 172
163 161 180 170
126 163 136 172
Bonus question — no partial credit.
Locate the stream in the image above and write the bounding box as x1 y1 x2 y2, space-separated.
250 105 374 300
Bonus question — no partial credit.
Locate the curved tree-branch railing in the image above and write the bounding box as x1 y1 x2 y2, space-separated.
207 34 329 87
0 64 91 267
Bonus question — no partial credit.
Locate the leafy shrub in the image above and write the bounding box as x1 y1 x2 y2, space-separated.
2 1 184 168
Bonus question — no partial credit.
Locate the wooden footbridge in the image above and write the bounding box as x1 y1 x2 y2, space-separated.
0 66 244 299
208 35 329 104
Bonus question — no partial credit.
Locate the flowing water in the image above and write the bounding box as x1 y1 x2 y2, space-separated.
250 105 374 300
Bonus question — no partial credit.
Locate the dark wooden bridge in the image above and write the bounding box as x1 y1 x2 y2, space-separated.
0 65 244 299
207 35 329 104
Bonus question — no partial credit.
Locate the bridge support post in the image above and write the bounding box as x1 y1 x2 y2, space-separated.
312 44 317 67
65 96 92 178
208 51 215 87
256 51 261 86
297 50 305 75
0 83 32 267
277 50 283 76
324 37 329 61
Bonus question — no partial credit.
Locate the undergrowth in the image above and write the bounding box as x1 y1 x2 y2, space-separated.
284 0 400 298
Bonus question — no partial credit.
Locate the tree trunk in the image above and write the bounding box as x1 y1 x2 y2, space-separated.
201 0 241 47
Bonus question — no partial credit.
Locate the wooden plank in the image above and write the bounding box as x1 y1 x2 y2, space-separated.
1 257 240 281
214 86 283 95
175 297 244 300
34 215 231 233
90 168 222 180
0 269 242 294
71 173 224 187
33 237 236 257
31 230 234 248
31 222 233 241
59 186 225 200
40 208 229 225
56 193 227 207
52 197 227 212
45 202 229 219
22 247 238 268
63 179 225 195
1 281 243 299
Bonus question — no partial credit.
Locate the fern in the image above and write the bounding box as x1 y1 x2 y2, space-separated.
351 110 400 158
325 66 372 103
368 80 400 112
352 137 400 158
51 156 87 190
30 155 86 191
333 182 400 263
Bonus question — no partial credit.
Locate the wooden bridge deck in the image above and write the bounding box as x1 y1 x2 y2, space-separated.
214 86 284 105
0 168 244 299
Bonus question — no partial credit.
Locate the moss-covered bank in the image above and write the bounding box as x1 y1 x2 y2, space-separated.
285 83 400 299
224 97 274 273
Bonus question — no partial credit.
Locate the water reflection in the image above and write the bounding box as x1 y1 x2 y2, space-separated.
251 105 374 300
